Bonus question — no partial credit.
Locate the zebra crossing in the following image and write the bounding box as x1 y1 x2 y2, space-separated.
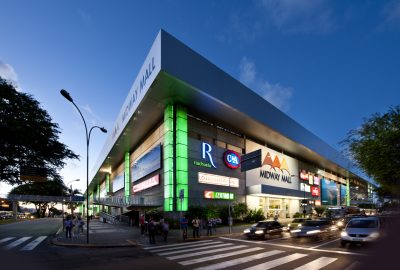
143 239 354 269
0 236 47 251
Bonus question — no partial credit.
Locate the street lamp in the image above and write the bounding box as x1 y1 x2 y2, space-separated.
60 89 107 244
67 179 80 215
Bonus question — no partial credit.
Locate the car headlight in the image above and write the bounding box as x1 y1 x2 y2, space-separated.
370 232 380 239
287 223 291 227
337 221 343 227
255 230 264 234
340 231 348 237
291 229 301 233
306 230 321 234
243 229 250 234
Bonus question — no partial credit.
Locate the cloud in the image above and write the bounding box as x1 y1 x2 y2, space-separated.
380 0 400 29
260 0 336 34
239 57 293 112
0 61 20 90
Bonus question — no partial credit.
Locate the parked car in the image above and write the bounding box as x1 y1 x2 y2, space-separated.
340 216 381 246
243 220 283 239
290 219 337 238
287 218 311 232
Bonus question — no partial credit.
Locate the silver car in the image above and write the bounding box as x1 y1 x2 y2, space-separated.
340 217 380 246
290 219 337 238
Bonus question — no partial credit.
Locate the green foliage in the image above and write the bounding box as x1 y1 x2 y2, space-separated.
0 77 78 185
314 206 326 217
342 106 400 197
232 202 248 220
244 208 265 223
293 212 302 218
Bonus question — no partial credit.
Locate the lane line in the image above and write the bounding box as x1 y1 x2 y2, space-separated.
293 256 338 270
219 237 367 256
158 243 233 256
144 240 214 250
243 253 307 270
149 241 223 252
179 247 264 266
193 250 285 270
4 237 32 250
20 236 47 251
309 238 340 249
167 244 247 260
0 237 15 243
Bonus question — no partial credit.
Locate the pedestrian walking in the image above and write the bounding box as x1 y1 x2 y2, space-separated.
77 216 84 234
64 216 73 239
180 215 188 240
207 218 213 236
148 218 156 244
192 217 200 238
162 221 169 242
139 214 145 235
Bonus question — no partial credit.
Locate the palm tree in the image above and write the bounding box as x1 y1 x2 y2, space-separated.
66 188 82 216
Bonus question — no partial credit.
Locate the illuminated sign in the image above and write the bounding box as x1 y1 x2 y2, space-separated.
132 174 160 193
300 183 311 192
313 176 320 186
202 142 216 168
300 170 308 180
308 174 314 185
223 150 241 169
204 190 234 200
315 200 321 206
311 186 320 197
193 160 212 168
198 172 239 187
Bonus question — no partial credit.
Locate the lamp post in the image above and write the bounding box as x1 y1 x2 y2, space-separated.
61 89 107 244
67 179 80 215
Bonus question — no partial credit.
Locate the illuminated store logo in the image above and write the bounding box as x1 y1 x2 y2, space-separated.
262 152 290 174
202 142 216 168
224 150 241 169
198 172 239 187
204 190 234 200
311 186 320 197
132 175 159 193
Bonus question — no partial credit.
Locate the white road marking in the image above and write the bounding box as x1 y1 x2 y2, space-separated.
4 237 32 250
144 240 214 250
220 237 367 256
179 247 264 266
20 236 47 251
0 237 15 243
149 241 223 252
167 244 247 260
293 256 338 270
309 238 340 249
158 243 233 256
243 253 307 270
193 250 285 270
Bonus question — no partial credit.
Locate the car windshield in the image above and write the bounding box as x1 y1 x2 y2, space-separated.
292 219 304 223
347 219 378 228
255 222 270 228
302 221 324 227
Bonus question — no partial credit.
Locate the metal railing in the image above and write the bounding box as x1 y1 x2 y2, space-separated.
7 194 85 203
93 195 162 207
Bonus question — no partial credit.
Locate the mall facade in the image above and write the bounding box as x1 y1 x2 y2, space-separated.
84 30 374 221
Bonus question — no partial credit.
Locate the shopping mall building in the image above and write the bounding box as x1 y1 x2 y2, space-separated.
84 30 374 221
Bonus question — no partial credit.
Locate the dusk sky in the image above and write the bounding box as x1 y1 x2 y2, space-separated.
1 0 399 195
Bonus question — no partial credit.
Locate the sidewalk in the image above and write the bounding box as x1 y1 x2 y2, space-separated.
51 219 255 248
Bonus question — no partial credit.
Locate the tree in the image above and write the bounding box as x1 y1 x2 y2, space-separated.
341 106 400 198
0 77 78 185
66 188 82 215
9 177 67 218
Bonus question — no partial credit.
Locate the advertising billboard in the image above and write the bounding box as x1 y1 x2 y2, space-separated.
132 144 161 182
340 184 347 205
321 178 338 205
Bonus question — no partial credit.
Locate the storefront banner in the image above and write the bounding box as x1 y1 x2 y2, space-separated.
133 174 160 193
300 183 311 192
340 184 347 204
308 174 314 185
198 172 239 187
321 178 338 205
311 186 320 197
112 173 124 192
300 170 308 180
313 176 320 186
132 144 161 182
204 190 234 200
246 140 299 190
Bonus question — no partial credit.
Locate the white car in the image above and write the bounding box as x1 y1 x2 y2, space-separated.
340 217 380 246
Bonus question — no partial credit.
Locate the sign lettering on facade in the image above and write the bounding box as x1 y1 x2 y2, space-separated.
198 172 239 187
223 150 241 169
132 174 160 193
204 190 234 200
202 142 216 168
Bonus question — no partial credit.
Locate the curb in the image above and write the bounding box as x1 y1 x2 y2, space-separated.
51 237 137 248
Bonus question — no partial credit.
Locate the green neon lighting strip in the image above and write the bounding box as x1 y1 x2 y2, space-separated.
346 178 350 206
164 104 174 211
176 105 188 211
124 152 130 197
106 174 110 193
97 183 100 200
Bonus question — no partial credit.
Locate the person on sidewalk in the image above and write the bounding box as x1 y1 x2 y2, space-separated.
207 218 213 236
192 217 200 238
77 216 84 234
162 220 169 242
64 216 73 239
148 218 156 244
139 214 145 235
180 215 188 240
